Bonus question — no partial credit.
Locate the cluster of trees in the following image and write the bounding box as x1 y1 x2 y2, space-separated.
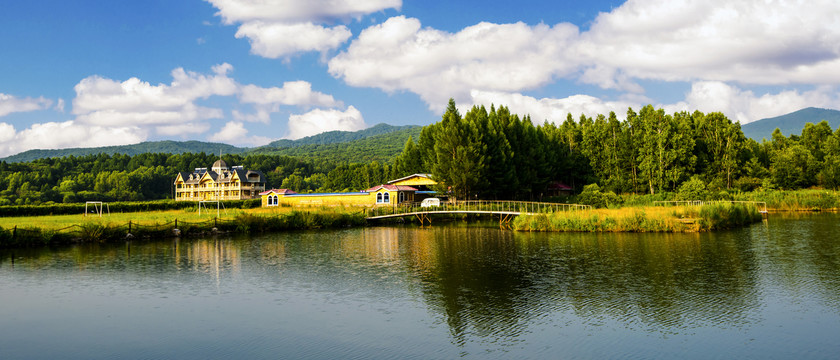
3 98 840 206
393 99 840 200
0 152 396 205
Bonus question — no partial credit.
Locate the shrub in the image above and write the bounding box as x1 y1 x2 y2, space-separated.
677 176 708 201
576 183 621 208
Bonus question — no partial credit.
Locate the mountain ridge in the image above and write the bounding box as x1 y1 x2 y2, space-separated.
741 107 840 141
1 123 420 163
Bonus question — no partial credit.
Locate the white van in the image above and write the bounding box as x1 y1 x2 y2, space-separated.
420 198 441 208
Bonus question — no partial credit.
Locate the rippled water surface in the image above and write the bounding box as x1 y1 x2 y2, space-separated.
2 214 840 359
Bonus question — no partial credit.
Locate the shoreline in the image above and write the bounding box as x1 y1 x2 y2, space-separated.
1 202 772 248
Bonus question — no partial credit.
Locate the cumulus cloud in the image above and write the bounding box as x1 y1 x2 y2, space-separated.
469 90 638 123
235 22 352 58
663 82 840 124
580 0 840 86
239 81 341 107
235 80 343 123
72 64 237 133
0 63 355 157
329 1 840 113
329 16 579 111
207 0 401 58
0 93 53 117
208 121 272 145
468 82 840 127
207 0 401 24
0 121 147 158
286 105 366 139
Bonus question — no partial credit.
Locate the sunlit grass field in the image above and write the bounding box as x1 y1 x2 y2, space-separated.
0 205 358 231
514 203 762 232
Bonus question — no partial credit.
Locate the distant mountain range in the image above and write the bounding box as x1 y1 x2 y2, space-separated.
1 123 421 163
741 107 840 141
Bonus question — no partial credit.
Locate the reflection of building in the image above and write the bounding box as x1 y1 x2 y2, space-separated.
174 160 266 201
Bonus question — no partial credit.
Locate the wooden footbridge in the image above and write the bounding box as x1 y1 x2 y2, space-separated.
366 200 592 225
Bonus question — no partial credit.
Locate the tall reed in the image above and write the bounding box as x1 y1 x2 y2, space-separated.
513 203 760 232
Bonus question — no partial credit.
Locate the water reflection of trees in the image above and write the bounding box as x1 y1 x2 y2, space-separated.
391 226 761 343
5 216 840 346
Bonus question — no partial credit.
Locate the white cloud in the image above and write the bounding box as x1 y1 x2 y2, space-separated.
236 80 343 123
0 93 52 117
330 1 840 112
72 64 237 129
235 22 352 58
239 81 341 107
54 98 65 112
208 121 272 146
468 83 840 127
663 82 840 124
578 0 840 86
329 16 580 112
206 0 401 24
0 123 15 143
207 0 401 58
469 90 638 123
287 105 366 139
1 63 357 157
0 121 147 158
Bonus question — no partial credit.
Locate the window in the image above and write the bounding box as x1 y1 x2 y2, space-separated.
398 192 404 203
383 192 390 203
377 193 383 203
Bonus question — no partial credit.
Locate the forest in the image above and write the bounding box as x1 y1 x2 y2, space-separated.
393 100 840 200
1 99 839 206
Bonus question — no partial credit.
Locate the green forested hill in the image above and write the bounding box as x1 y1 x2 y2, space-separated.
1 141 247 163
266 123 419 148
741 107 840 141
1 123 420 163
250 126 421 163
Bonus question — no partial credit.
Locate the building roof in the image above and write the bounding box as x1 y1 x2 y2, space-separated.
260 189 297 196
174 164 265 185
212 159 228 169
548 182 573 191
387 173 434 184
365 184 419 192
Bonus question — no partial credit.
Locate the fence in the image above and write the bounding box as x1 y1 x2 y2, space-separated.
366 200 592 218
0 217 237 247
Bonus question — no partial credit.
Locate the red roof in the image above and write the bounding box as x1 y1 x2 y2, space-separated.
547 182 573 191
259 189 297 195
365 184 418 192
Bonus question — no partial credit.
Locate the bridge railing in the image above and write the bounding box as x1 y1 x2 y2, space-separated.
366 200 591 218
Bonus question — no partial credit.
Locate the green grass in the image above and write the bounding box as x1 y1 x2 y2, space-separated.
0 206 366 248
513 203 762 232
731 189 840 211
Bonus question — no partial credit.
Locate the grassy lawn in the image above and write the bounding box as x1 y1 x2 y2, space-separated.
0 205 332 231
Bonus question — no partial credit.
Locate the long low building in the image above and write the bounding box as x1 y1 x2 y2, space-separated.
261 184 418 207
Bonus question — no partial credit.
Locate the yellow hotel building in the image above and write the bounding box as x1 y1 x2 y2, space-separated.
174 160 266 201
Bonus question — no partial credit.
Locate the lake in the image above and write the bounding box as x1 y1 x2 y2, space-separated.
1 214 839 359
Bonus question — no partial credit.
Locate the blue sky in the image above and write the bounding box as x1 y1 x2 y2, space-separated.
1 0 838 157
